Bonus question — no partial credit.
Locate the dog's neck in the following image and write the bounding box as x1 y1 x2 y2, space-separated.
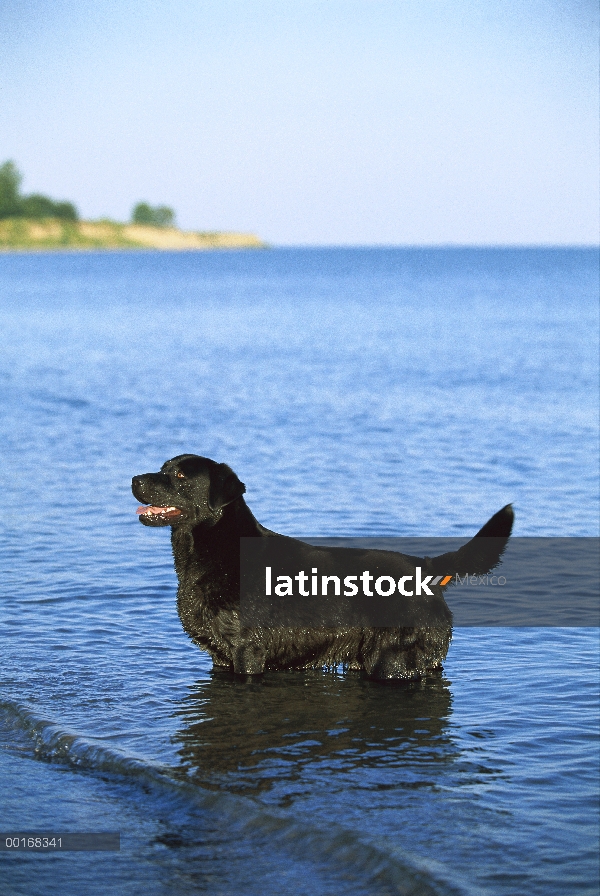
170 496 267 573
222 496 267 537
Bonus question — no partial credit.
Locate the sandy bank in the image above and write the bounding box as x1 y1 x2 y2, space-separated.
0 218 266 251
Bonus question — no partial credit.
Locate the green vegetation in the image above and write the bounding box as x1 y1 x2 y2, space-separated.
0 160 266 251
0 160 79 221
21 194 78 221
132 202 175 227
0 218 139 250
0 161 21 217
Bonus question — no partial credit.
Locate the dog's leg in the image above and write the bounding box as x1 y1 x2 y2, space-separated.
363 629 449 680
232 642 267 675
364 645 421 680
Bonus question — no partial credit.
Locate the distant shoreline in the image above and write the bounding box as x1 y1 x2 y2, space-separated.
0 218 267 251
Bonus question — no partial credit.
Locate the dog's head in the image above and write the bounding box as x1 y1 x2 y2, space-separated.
132 455 246 528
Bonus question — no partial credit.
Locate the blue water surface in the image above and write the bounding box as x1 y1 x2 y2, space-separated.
0 247 598 896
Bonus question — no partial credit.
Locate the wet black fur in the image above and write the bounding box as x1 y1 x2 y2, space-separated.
132 454 513 680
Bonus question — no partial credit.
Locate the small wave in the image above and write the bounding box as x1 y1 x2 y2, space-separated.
0 698 170 784
0 697 468 896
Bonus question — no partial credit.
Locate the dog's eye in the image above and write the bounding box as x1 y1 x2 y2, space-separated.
175 471 186 479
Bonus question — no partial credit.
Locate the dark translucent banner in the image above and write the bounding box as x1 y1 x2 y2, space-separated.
240 538 599 627
0 833 120 851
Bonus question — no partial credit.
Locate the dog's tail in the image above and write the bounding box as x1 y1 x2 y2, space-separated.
429 504 514 580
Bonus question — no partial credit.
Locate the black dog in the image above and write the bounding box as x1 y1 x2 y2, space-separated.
132 454 513 680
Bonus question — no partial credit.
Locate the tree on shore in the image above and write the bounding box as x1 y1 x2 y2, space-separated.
132 202 175 227
0 160 79 221
0 161 22 218
21 194 78 221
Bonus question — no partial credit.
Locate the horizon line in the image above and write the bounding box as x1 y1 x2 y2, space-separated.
264 242 599 250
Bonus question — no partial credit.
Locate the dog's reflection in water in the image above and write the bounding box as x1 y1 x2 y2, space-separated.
171 669 454 798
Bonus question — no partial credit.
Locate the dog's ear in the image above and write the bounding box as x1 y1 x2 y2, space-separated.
209 464 246 511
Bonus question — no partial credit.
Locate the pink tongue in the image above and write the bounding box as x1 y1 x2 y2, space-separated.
136 505 178 515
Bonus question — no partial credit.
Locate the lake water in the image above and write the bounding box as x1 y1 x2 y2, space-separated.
0 247 598 896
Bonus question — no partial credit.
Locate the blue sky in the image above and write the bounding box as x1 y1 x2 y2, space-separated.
1 0 598 244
